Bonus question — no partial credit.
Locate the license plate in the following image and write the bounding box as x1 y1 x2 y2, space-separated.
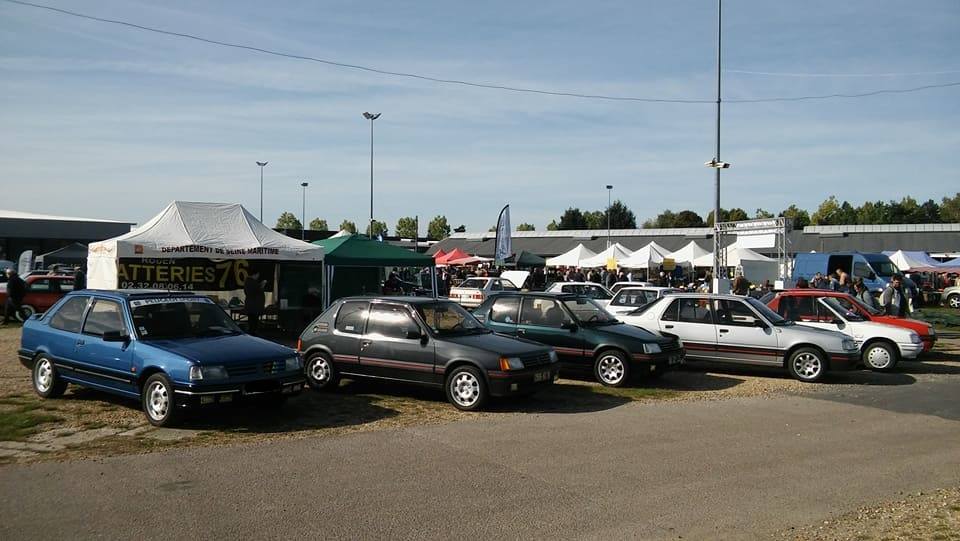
669 354 682 365
533 370 550 382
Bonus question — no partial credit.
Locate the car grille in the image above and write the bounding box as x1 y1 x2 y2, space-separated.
262 360 284 375
227 364 259 377
661 339 683 353
520 352 552 367
226 360 284 378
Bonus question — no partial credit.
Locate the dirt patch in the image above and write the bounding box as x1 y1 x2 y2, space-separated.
781 487 960 540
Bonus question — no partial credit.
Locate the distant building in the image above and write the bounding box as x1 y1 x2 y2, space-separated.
428 223 960 259
0 209 135 262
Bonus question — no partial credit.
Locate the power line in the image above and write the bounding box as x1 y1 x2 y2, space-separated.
5 0 960 105
726 68 960 78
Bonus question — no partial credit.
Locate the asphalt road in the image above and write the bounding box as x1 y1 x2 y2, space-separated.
2 378 959 540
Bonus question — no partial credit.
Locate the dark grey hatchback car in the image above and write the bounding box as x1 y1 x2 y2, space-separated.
298 297 559 411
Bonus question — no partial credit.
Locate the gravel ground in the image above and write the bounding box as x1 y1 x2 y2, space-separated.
782 487 960 540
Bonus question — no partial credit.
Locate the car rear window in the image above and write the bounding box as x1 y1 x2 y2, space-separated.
49 296 89 333
336 301 369 335
458 279 487 290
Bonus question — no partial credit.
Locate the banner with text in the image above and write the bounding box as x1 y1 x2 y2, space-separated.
117 258 275 291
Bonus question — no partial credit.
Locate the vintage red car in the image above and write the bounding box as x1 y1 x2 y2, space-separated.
0 274 76 321
762 289 936 352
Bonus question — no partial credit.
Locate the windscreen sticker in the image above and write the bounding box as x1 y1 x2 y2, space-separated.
139 326 149 336
130 297 214 307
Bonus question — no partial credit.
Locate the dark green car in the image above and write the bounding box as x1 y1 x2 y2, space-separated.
474 292 685 387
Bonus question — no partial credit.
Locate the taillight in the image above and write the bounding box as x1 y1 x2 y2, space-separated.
296 338 302 352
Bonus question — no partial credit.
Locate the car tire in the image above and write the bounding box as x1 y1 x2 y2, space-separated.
594 350 631 387
445 365 488 411
787 347 827 383
16 304 36 323
862 341 899 372
947 294 960 310
305 352 339 391
142 373 182 427
32 355 67 398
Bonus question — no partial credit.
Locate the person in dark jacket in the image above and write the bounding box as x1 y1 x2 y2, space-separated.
880 273 907 317
243 271 266 336
852 278 879 311
2 269 27 325
73 266 86 290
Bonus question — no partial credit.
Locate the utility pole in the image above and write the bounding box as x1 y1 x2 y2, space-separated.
256 161 268 222
363 112 381 236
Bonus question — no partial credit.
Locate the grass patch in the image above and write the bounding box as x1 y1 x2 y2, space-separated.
914 307 960 329
0 405 61 441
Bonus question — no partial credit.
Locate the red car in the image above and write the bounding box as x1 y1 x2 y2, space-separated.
0 274 75 321
762 289 936 352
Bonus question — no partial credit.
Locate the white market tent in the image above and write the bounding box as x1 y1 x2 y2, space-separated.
667 241 711 267
883 250 946 272
580 243 635 268
88 201 323 289
545 244 597 267
618 242 669 269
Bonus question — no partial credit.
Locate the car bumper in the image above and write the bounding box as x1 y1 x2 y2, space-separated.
829 352 860 371
920 336 936 352
173 374 306 406
897 343 924 360
631 348 686 374
486 365 560 397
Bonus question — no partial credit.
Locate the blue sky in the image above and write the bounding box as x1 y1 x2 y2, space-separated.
2 0 958 230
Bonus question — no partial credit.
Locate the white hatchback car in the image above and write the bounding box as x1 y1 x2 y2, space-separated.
619 294 860 382
606 287 682 316
544 282 614 307
449 277 520 308
610 281 654 294
776 294 922 372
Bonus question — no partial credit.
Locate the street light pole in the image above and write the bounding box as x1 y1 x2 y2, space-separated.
256 161 268 222
605 185 613 249
363 112 381 236
300 182 309 240
711 0 723 291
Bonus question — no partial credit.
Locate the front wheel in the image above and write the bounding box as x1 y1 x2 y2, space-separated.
142 373 182 427
862 342 899 372
594 350 631 387
445 366 488 411
787 347 827 383
16 305 37 322
32 355 67 398
947 294 960 310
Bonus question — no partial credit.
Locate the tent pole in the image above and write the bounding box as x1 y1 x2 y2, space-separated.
431 267 438 299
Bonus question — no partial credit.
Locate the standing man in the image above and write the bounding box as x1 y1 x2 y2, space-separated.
836 267 851 292
880 273 907 317
2 269 27 325
73 265 86 290
243 270 266 336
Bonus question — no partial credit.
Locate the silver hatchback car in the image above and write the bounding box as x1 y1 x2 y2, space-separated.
618 293 860 382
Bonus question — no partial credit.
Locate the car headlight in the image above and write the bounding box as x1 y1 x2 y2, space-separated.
499 357 525 370
643 343 662 354
909 333 921 344
285 356 302 371
929 327 936 337
548 350 558 363
189 365 228 381
841 339 858 351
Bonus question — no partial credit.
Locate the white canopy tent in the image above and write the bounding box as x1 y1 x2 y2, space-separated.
545 244 598 267
579 243 634 268
883 250 945 272
667 241 711 267
88 201 323 289
618 242 669 269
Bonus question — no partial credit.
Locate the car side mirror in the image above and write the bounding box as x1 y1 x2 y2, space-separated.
561 322 578 332
832 318 845 329
102 330 129 342
868 272 876 280
754 319 768 328
405 328 424 340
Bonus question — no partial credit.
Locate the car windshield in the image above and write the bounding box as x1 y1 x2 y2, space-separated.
563 298 618 325
743 297 793 326
416 301 489 335
866 259 899 277
821 297 867 322
457 279 488 290
130 297 242 339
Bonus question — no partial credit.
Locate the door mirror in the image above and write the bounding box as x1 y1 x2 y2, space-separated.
832 318 845 329
102 330 129 342
405 328 424 340
561 322 578 332
754 319 768 328
868 272 876 280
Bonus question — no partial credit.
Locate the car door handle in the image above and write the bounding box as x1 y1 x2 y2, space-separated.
664 325 674 329
719 328 729 333
77 339 85 346
517 329 526 335
360 340 372 349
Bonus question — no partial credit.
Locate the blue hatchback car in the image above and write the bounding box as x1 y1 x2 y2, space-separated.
18 290 305 426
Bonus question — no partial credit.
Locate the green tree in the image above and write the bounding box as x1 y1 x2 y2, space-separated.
516 223 536 231
584 210 606 230
276 212 302 230
727 208 749 222
558 207 588 230
855 200 890 224
811 196 843 225
607 200 637 229
754 208 774 219
674 210 705 227
941 193 960 222
646 210 677 228
338 219 357 234
428 215 451 240
779 204 811 229
395 216 418 238
309 218 328 231
366 220 388 237
453 224 466 233
546 220 559 231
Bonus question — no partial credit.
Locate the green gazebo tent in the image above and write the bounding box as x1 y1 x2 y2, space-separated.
506 250 546 267
313 234 436 306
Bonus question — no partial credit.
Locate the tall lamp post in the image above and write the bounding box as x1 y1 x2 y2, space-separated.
256 161 268 222
363 112 381 236
300 182 309 240
605 185 613 248
705 0 730 292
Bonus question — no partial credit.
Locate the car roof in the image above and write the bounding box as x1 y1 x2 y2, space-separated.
656 293 752 301
772 289 848 297
65 289 201 300
337 296 450 305
616 286 676 292
489 291 579 299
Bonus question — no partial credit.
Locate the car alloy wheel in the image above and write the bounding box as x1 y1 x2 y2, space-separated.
948 294 960 309
309 356 331 385
863 342 897 372
445 366 488 411
34 358 53 393
16 304 36 323
597 355 625 386
146 381 169 421
142 373 180 427
791 351 823 381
